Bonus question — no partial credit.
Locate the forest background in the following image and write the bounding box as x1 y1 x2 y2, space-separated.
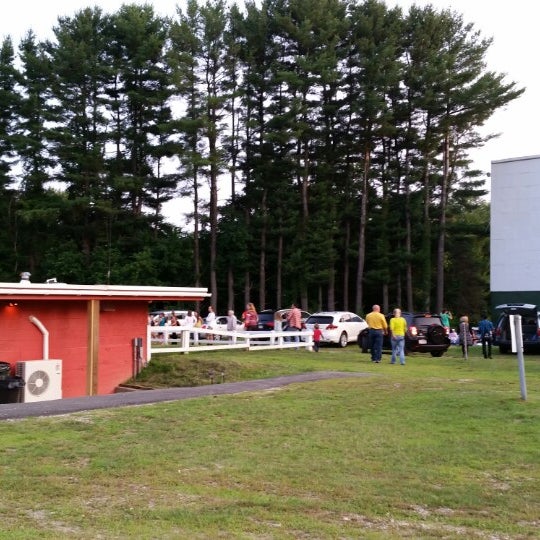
0 0 523 320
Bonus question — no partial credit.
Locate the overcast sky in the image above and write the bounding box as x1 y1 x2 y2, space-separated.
2 0 538 223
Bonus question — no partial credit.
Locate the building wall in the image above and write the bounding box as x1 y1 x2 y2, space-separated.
0 300 148 398
97 302 148 395
491 155 540 309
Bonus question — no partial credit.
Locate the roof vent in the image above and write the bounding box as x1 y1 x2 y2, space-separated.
20 272 31 284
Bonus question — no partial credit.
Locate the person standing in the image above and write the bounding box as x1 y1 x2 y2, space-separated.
286 303 302 344
459 315 473 359
183 309 198 344
440 309 453 331
274 311 284 332
243 303 259 331
226 309 237 331
226 309 238 342
365 304 388 363
184 310 197 327
478 313 494 359
205 306 216 341
389 308 407 365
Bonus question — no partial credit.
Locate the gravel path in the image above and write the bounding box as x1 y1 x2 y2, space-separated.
0 371 369 420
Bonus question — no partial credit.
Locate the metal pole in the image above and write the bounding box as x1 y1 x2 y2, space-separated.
513 315 527 400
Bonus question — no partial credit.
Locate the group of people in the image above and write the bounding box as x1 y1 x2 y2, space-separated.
442 310 494 359
365 305 496 363
243 302 309 348
150 307 218 341
458 313 494 359
150 302 308 345
365 304 406 365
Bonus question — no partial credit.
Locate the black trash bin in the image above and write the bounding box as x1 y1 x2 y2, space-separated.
0 362 11 380
0 366 25 403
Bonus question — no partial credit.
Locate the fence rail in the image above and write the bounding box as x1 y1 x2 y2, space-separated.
147 326 314 360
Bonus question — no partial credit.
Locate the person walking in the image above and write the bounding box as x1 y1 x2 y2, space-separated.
478 313 494 359
459 315 473 359
312 323 322 352
365 304 388 363
389 308 407 365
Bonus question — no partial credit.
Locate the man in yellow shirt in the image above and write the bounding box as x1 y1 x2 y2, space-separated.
365 304 388 363
389 308 407 365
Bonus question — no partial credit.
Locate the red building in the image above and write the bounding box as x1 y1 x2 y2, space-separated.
0 280 209 398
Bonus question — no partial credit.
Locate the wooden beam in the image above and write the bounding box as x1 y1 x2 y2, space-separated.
87 300 100 396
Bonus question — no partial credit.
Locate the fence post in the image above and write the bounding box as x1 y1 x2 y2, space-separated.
513 314 527 400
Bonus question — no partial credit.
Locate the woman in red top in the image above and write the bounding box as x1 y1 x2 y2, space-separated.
242 303 259 331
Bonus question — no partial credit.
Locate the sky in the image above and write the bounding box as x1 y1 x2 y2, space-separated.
2 0 538 224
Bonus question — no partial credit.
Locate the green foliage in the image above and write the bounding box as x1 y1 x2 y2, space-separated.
0 1 523 319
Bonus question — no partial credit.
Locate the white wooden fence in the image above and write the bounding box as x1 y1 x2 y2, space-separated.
147 326 314 360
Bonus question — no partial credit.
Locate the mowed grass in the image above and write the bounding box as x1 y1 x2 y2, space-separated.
0 345 538 539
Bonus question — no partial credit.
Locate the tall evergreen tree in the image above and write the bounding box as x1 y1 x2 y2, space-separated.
199 0 231 308
402 5 523 311
0 37 20 278
169 0 206 290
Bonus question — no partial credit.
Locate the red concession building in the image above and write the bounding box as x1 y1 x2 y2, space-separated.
0 280 209 398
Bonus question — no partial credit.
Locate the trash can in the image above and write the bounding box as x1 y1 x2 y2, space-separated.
0 368 25 403
0 362 11 380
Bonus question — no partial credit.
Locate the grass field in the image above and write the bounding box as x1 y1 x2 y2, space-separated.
0 345 538 539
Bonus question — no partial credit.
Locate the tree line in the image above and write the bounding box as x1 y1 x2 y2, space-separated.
0 0 523 319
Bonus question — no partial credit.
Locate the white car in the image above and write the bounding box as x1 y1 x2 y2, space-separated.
212 315 244 332
305 311 368 347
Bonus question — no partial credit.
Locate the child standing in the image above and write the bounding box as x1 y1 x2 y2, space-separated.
313 323 322 352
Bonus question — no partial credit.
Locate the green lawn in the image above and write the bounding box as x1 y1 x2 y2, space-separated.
0 345 538 539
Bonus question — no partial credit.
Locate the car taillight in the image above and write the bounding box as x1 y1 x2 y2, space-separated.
537 328 540 337
327 324 337 330
267 321 274 328
409 325 418 336
495 328 501 336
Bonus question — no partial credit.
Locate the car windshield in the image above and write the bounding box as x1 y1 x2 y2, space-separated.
501 307 537 318
412 316 441 327
306 316 334 325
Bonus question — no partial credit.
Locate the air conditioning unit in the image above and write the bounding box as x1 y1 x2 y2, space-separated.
16 360 62 402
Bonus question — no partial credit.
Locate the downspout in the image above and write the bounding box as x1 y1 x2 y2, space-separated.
29 315 49 360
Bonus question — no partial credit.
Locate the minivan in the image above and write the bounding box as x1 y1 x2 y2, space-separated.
493 303 540 353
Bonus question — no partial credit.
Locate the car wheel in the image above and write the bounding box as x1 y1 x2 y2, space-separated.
499 344 510 354
430 351 444 357
360 331 370 353
338 332 348 348
427 324 445 345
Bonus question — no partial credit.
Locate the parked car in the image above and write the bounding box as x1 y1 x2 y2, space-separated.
254 309 276 331
493 303 540 353
305 311 368 347
213 315 244 332
359 312 451 357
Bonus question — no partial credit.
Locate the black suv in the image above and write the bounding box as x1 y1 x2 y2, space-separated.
493 303 540 353
360 312 450 357
255 309 275 331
